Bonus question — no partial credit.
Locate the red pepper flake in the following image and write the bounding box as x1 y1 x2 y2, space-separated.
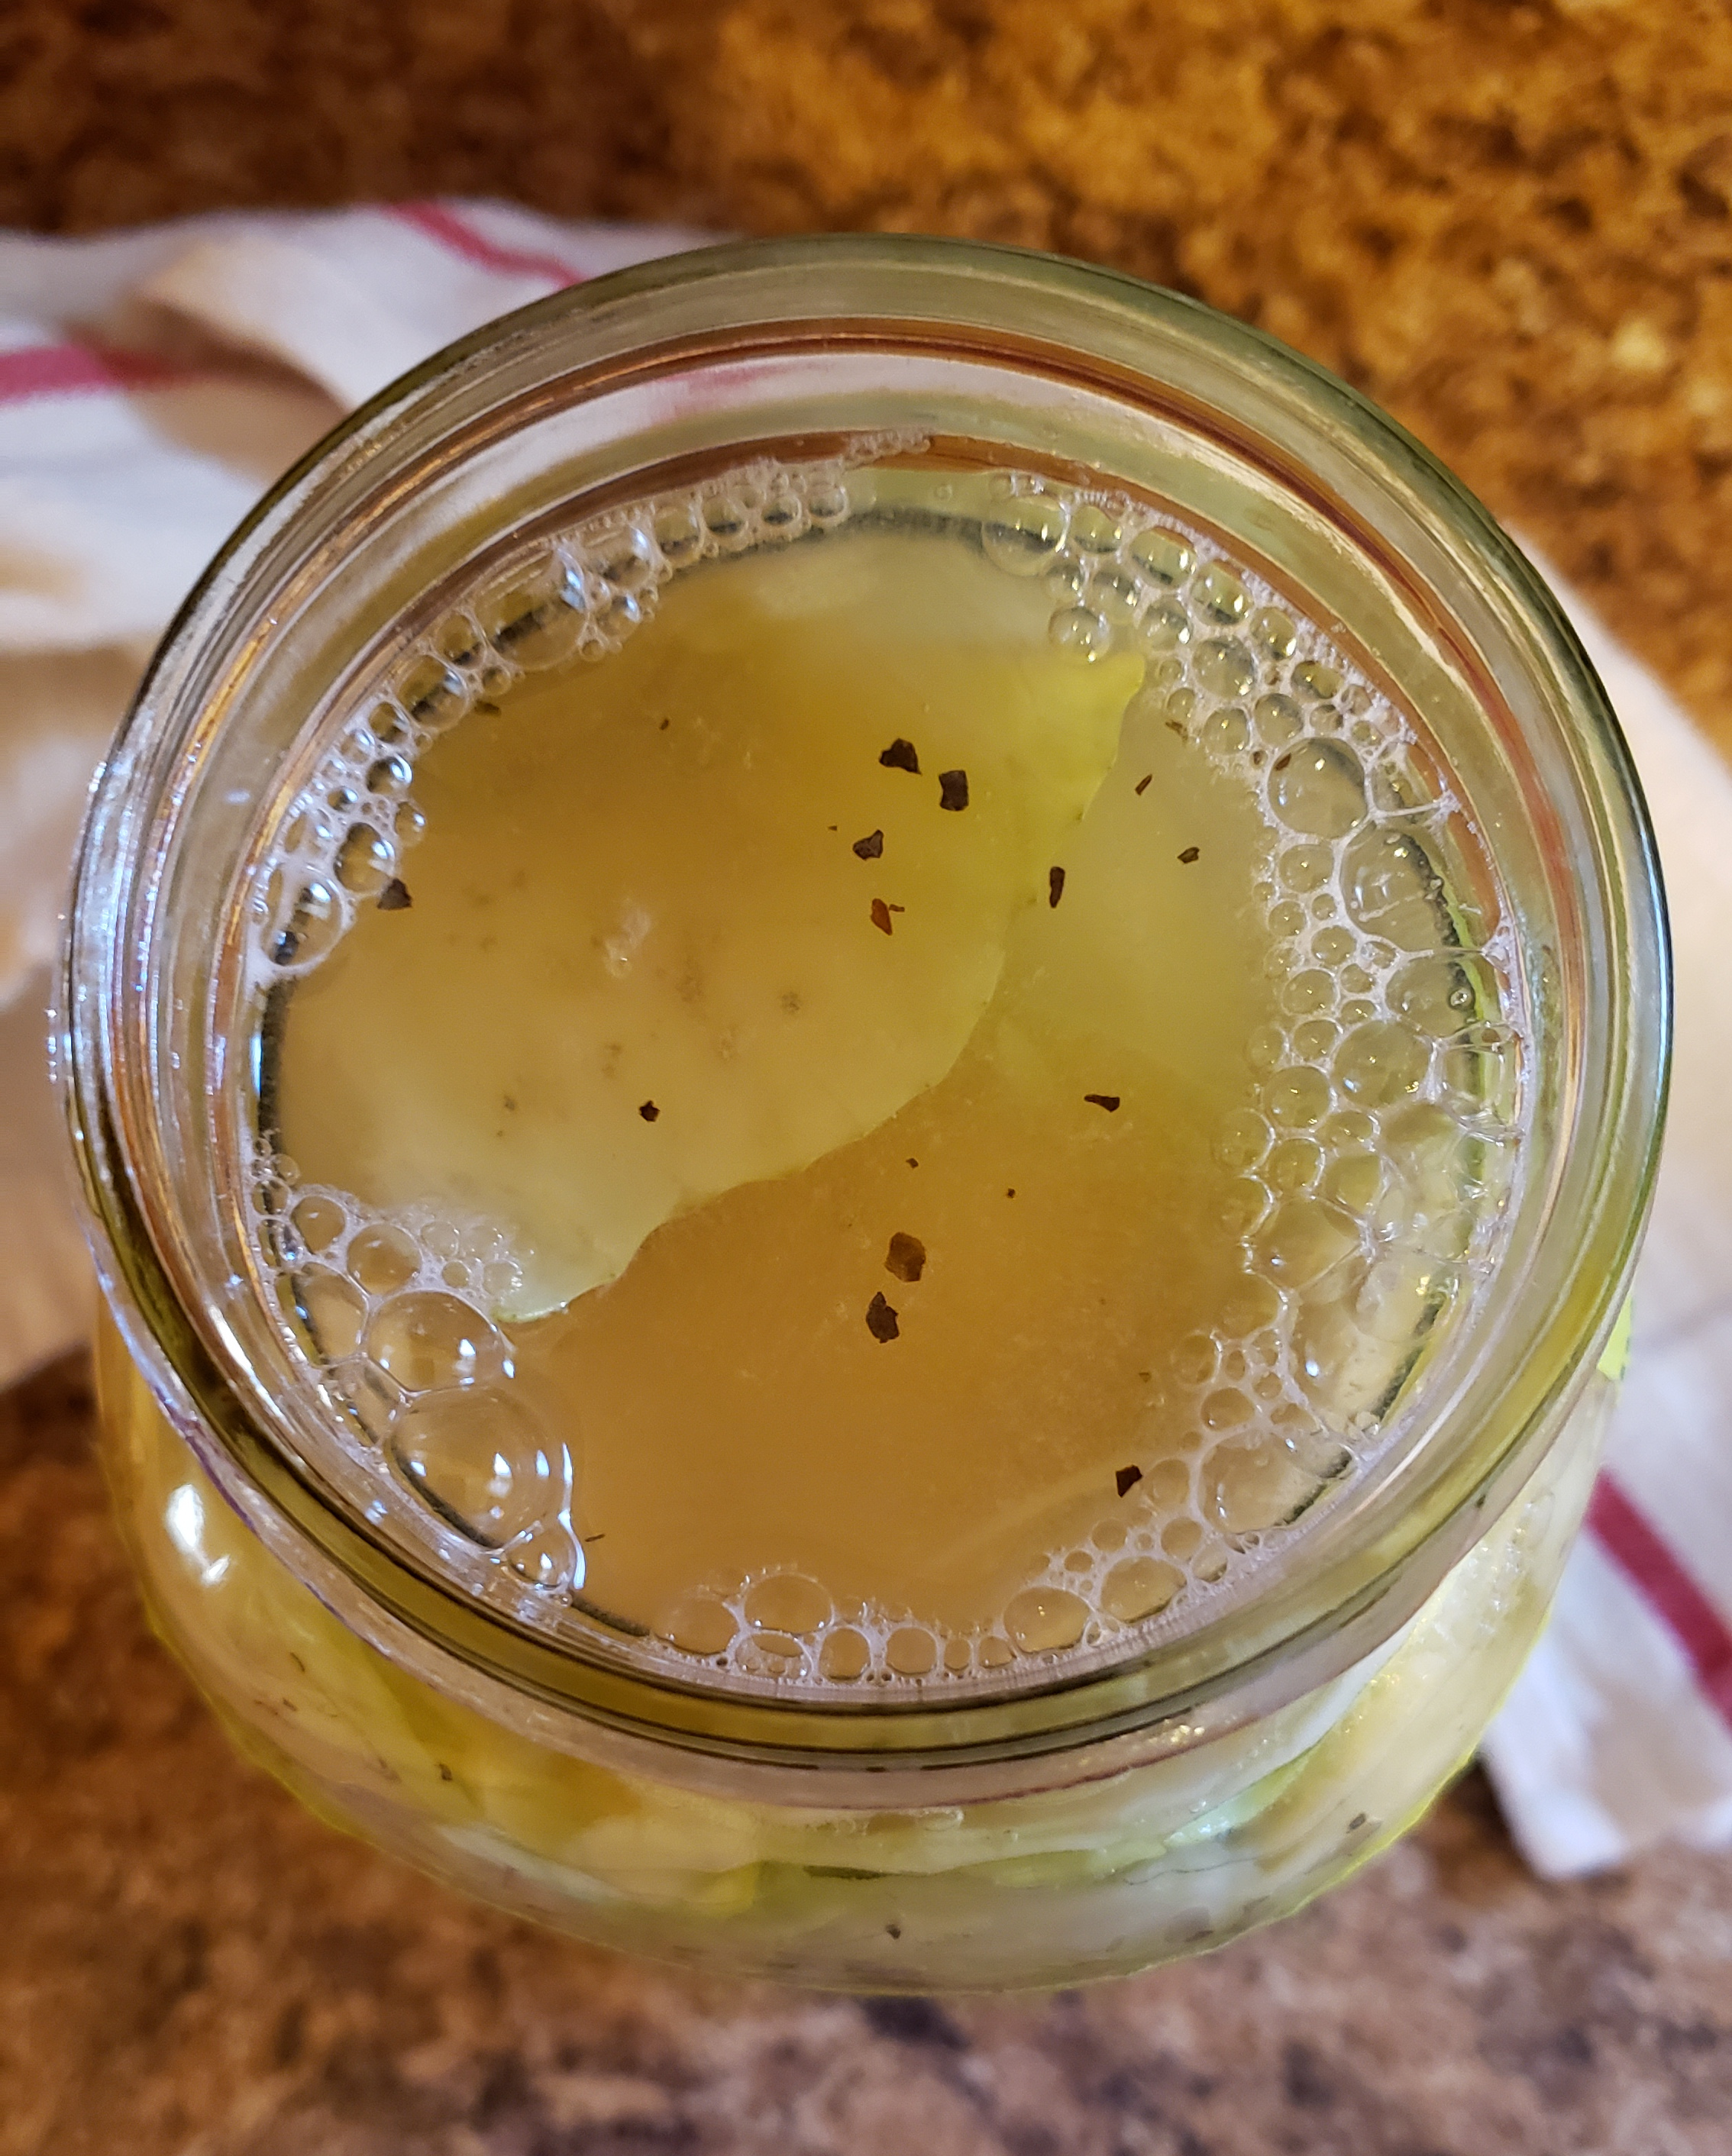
377 878 412 911
879 738 921 774
1084 1093 1122 1112
1178 845 1200 864
866 1291 900 1342
939 768 969 812
1135 773 1154 795
638 1099 661 1122
1048 865 1066 908
853 828 884 859
1115 1464 1143 1498
886 1232 926 1282
871 899 894 935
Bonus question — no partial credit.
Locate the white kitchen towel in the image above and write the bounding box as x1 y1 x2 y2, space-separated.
0 200 1726 1880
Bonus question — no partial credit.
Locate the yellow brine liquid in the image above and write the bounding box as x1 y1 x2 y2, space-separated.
240 452 1521 1689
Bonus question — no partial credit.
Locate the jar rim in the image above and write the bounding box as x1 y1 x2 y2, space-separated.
60 233 1670 1774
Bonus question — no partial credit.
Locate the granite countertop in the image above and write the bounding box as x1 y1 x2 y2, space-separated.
3 5 1731 2151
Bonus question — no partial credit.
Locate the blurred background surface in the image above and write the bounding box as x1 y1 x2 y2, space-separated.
3 6 1730 2153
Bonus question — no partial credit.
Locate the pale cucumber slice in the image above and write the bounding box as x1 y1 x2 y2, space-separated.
278 530 1140 1316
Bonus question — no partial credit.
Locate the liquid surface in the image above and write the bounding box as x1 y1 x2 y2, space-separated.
241 455 1524 1688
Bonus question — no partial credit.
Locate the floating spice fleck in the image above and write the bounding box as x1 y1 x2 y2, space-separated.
1006 1187 1016 1199
1178 845 1200 864
376 878 412 911
939 768 969 812
879 737 921 774
502 1095 517 1113
906 1157 919 1168
1165 719 1186 738
1115 1464 1143 1498
1084 1093 1122 1112
886 1232 926 1283
1347 1812 1368 1832
871 899 894 935
1048 865 1066 909
638 1099 661 1122
1135 773 1154 795
853 829 884 860
866 1292 900 1342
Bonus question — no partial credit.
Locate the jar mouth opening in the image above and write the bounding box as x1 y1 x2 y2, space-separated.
60 234 1669 1769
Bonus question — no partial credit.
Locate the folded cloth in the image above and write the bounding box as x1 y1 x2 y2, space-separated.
0 202 1726 1879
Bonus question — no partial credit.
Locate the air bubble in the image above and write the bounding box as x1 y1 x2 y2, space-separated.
703 494 754 551
1200 707 1250 757
346 1222 420 1294
367 1292 511 1393
394 654 469 731
1389 954 1497 1037
1215 1109 1271 1169
1342 825 1446 949
1266 1137 1323 1193
663 1596 739 1657
282 1266 367 1360
1268 739 1367 839
886 1627 938 1677
367 754 412 799
652 498 705 566
1193 563 1249 623
1049 605 1112 657
1004 1587 1089 1654
1263 1065 1332 1128
388 1384 564 1548
1255 692 1304 747
291 1193 347 1254
982 494 1068 574
394 802 427 846
335 824 396 898
1126 526 1193 586
1142 1457 1192 1509
1291 659 1343 702
505 1522 582 1594
1249 607 1297 660
819 1628 871 1680
1253 1199 1359 1289
1205 1438 1323 1535
590 523 660 592
1070 503 1123 554
1091 566 1143 624
1334 1022 1428 1106
1281 970 1336 1017
476 557 590 669
1137 599 1191 654
1100 1557 1183 1622
744 1574 832 1635
1193 637 1256 700
434 612 487 670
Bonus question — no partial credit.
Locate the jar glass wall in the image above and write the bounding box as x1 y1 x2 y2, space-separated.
62 237 1668 1991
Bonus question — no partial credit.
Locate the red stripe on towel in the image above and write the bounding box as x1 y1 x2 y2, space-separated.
392 202 583 290
1587 1473 1732 1726
0 344 198 403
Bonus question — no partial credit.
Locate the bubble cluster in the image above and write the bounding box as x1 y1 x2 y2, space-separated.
240 453 1525 1689
956 476 1524 1664
254 1163 581 1596
246 445 890 984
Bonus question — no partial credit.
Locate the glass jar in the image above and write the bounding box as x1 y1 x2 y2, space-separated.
61 236 1668 1993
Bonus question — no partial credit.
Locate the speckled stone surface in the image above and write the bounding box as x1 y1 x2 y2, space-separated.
5 6 1732 2148
4 1357 1730 2156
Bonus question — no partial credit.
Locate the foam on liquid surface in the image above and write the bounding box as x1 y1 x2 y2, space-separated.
237 453 1524 1690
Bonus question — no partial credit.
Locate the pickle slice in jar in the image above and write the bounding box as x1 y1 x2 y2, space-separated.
276 531 1138 1318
